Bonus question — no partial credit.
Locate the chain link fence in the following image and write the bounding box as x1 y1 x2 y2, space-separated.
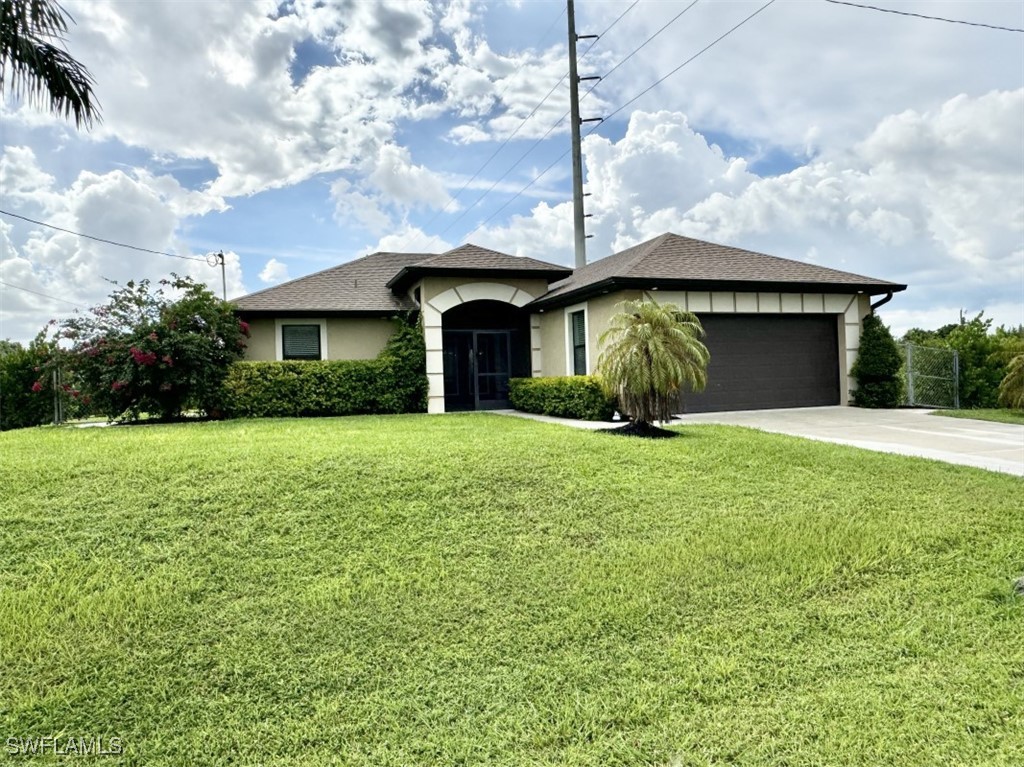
900 343 959 409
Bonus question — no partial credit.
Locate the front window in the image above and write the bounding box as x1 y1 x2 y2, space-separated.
282 324 322 360
570 309 586 375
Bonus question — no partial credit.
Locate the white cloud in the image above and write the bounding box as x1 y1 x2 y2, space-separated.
364 225 452 256
0 147 240 342
259 258 290 285
475 93 1024 330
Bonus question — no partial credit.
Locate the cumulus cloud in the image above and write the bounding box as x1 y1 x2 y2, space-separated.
259 258 290 285
0 147 241 342
475 93 1024 335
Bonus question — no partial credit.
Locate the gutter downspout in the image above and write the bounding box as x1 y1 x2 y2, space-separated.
870 291 894 313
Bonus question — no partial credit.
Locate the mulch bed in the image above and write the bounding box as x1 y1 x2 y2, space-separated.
600 421 679 439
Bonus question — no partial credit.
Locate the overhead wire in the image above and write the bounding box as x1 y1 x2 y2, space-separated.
436 0 666 240
823 0 1024 33
0 279 84 309
459 0 778 243
413 4 569 245
0 209 208 262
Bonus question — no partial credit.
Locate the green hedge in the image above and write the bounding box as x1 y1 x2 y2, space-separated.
509 376 616 421
222 316 427 418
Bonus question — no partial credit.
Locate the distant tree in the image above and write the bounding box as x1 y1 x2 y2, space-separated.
945 313 1003 409
0 0 100 128
852 314 902 408
596 299 709 430
45 276 248 421
0 334 56 430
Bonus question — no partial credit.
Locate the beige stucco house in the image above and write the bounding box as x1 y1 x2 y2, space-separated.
234 233 906 415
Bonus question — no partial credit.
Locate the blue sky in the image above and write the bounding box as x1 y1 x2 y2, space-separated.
1 0 1022 343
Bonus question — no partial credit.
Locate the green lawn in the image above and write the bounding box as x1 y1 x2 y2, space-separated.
1 415 1022 766
931 408 1024 425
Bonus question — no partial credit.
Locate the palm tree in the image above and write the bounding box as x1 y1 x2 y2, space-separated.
998 352 1024 410
596 299 710 429
1 0 99 128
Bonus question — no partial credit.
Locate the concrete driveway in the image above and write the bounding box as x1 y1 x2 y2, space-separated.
678 406 1024 476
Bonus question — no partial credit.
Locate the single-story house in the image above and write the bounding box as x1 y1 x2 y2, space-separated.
234 232 906 414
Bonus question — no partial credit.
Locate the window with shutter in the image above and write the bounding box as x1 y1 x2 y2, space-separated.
282 324 322 360
570 310 586 375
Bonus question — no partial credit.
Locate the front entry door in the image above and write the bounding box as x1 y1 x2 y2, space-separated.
443 330 512 410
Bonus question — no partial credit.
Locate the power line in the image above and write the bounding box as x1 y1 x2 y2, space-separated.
462 0 777 242
823 0 1024 33
0 279 83 309
439 0 677 241
0 209 208 262
422 1 639 246
582 0 701 102
599 0 777 124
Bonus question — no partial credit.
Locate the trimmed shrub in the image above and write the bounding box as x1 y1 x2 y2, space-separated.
509 376 616 421
222 315 428 419
852 314 902 408
222 360 392 418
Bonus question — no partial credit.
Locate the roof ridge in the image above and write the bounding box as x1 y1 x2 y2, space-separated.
233 251 425 302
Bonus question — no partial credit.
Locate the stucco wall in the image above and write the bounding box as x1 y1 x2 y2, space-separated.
243 318 276 361
241 317 396 362
537 311 565 377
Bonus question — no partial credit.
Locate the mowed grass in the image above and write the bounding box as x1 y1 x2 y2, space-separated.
1 415 1022 766
931 408 1024 425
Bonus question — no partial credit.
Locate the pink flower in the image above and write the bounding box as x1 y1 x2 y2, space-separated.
148 332 158 341
112 381 126 391
31 381 43 393
239 320 251 338
162 355 174 367
130 347 158 366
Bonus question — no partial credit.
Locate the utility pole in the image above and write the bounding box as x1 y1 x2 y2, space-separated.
207 251 227 300
567 0 600 269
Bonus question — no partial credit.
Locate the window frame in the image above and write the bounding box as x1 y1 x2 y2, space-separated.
275 319 328 361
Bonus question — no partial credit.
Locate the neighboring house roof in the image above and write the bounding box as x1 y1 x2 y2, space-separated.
233 233 906 315
234 251 425 315
386 244 572 293
530 232 908 309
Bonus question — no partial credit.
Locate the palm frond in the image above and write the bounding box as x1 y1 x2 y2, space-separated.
0 0 100 128
596 299 710 425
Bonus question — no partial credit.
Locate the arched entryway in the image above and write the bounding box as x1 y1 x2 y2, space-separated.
442 300 531 411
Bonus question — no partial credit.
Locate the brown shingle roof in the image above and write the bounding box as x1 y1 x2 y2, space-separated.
386 243 572 292
234 251 426 313
531 233 906 307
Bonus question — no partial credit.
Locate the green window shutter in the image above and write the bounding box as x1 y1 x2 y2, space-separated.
570 310 586 375
282 325 322 360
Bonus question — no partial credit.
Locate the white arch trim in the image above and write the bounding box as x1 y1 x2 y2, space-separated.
423 281 541 414
426 281 537 314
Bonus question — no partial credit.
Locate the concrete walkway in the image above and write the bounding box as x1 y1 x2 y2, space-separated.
496 407 1024 476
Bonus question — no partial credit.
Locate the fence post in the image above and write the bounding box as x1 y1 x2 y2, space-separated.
905 344 914 407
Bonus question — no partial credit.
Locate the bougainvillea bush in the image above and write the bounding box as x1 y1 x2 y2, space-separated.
44 276 248 422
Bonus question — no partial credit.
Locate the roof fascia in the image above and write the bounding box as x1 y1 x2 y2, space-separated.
530 277 907 310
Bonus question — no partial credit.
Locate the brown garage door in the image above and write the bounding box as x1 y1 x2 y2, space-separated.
679 314 840 413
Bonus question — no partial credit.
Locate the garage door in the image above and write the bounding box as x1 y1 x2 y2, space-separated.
679 314 840 413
